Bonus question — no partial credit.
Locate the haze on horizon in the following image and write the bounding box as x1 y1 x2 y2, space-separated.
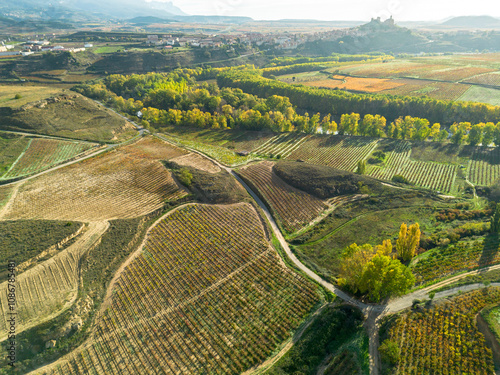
161 0 500 22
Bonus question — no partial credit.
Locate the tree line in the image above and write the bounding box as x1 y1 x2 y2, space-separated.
73 70 500 146
217 69 500 125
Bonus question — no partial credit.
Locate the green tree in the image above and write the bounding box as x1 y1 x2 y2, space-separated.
468 123 484 146
356 160 366 175
358 253 415 301
483 122 496 146
396 223 421 261
178 168 193 186
379 339 400 365
491 204 500 233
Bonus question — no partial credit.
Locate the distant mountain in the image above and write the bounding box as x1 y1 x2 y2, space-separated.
0 0 187 22
128 16 177 26
440 16 500 28
172 15 252 24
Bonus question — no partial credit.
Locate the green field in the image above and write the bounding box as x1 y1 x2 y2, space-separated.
458 86 500 106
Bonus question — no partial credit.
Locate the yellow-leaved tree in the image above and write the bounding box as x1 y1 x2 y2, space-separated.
396 223 421 261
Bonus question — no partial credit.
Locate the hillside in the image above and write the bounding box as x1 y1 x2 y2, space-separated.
441 15 500 29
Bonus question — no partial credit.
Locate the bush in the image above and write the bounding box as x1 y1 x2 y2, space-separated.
379 339 400 365
392 175 410 184
178 168 193 186
14 94 22 99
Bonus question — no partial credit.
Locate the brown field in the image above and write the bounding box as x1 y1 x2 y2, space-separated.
303 75 403 92
1 137 189 221
169 152 221 173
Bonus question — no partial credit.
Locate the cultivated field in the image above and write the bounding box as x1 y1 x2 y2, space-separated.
277 54 500 103
238 161 328 233
286 135 378 172
467 147 500 186
0 221 109 341
2 137 189 221
2 138 98 179
0 134 31 176
383 288 499 374
170 153 221 173
38 203 319 375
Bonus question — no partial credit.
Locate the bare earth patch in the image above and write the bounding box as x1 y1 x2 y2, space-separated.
170 152 221 173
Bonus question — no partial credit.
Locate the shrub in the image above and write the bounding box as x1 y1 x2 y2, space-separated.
379 339 400 365
392 175 410 184
178 168 193 186
14 94 22 99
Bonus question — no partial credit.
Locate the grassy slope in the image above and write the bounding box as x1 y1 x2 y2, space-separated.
0 93 136 143
266 304 368 375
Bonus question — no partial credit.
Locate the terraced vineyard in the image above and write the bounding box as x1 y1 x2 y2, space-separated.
384 288 499 374
2 137 189 221
367 140 411 180
0 221 109 341
467 147 500 186
39 203 319 375
238 161 328 233
2 138 98 179
286 136 378 172
253 133 310 159
400 160 457 192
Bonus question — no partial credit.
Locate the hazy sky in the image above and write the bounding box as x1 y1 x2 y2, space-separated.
168 0 500 21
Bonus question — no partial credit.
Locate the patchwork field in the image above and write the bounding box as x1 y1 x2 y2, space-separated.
1 137 189 221
276 54 500 103
37 203 319 375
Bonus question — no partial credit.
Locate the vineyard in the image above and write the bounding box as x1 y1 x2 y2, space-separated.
2 138 98 179
0 221 109 341
286 136 378 172
383 288 499 374
367 140 411 180
467 147 500 186
411 236 500 284
170 153 221 173
238 161 328 233
0 134 31 176
399 160 457 192
253 133 310 159
39 203 319 375
2 137 189 221
463 72 500 87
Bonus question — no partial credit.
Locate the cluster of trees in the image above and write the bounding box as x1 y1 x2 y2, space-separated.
74 73 337 133
262 55 391 78
75 69 500 144
266 53 389 67
338 223 420 301
217 69 500 125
